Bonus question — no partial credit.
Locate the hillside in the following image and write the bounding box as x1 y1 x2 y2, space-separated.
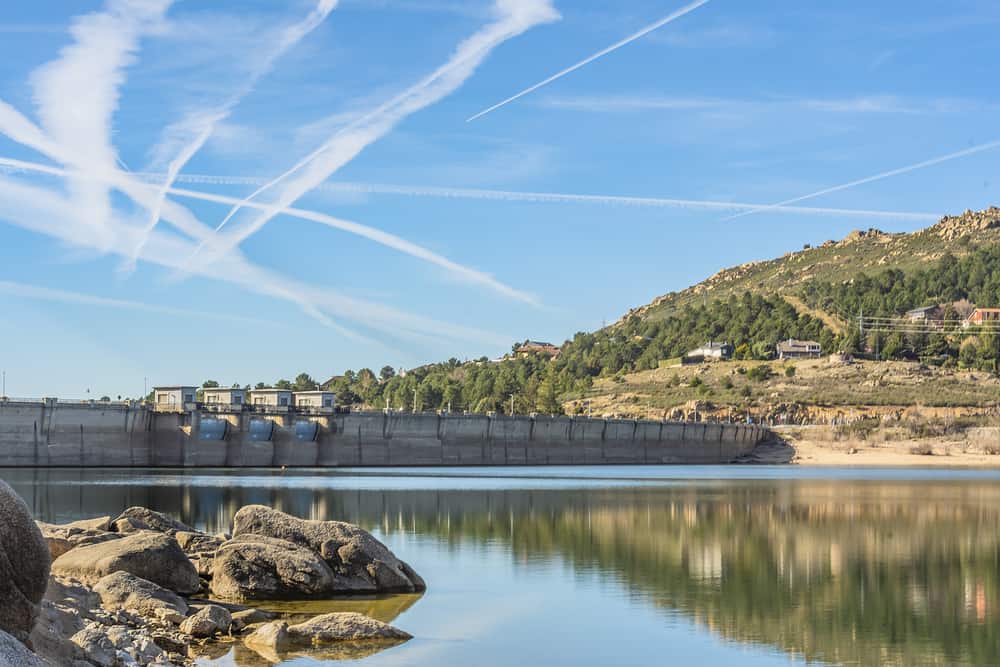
624 207 1000 325
312 207 1000 420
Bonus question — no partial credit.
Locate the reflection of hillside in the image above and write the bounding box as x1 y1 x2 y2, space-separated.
10 471 1000 666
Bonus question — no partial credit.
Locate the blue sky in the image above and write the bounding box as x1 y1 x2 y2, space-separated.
0 0 997 398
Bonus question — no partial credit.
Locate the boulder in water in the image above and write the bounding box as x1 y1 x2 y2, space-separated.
232 505 425 593
287 612 412 645
211 534 335 601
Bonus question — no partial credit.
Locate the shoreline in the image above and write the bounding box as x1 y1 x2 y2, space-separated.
780 432 1000 468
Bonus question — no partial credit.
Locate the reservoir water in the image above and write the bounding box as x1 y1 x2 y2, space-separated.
6 466 1000 666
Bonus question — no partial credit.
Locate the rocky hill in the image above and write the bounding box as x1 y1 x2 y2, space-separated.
624 207 1000 325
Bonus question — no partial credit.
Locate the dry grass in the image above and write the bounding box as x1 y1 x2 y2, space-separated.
568 358 1000 419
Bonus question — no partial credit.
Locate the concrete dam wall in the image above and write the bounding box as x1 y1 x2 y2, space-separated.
0 400 768 467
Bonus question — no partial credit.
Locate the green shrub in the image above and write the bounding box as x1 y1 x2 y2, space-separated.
835 418 881 441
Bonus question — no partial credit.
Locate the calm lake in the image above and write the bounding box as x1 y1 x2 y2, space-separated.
6 466 1000 666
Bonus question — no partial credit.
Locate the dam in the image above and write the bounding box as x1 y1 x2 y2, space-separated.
0 398 767 467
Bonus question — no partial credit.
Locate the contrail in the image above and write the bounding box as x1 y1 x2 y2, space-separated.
103 170 943 222
0 106 367 335
0 156 539 306
0 101 536 306
466 0 711 121
0 172 514 347
29 0 173 252
127 0 337 270
724 139 1000 221
191 0 561 273
0 280 275 327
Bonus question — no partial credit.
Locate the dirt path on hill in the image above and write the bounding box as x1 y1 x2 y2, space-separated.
782 294 847 335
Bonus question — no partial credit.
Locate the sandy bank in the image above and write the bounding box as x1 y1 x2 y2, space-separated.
773 427 1000 467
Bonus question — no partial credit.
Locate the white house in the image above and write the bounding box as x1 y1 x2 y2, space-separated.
152 386 196 411
249 388 294 408
202 387 246 407
686 342 733 361
294 391 336 409
776 339 822 360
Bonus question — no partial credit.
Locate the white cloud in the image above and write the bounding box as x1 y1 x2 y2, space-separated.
128 0 338 270
0 280 274 327
195 0 561 300
0 171 513 347
29 0 173 252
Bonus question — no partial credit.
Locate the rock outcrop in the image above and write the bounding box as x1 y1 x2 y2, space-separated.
93 572 189 624
287 612 412 644
0 629 45 667
232 505 425 594
211 535 335 601
243 620 289 654
37 519 121 560
112 508 196 536
178 605 231 639
0 479 51 643
51 532 200 594
929 206 1000 241
11 505 421 665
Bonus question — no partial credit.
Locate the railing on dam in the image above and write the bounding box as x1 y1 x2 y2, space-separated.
0 397 139 408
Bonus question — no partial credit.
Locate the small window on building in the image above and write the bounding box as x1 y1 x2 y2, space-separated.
279 397 289 406
233 395 242 405
324 398 333 407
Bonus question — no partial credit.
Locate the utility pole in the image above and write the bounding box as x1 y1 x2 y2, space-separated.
413 388 418 413
2 370 5 398
509 394 515 416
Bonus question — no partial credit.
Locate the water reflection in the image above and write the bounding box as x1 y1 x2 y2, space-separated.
6 468 1000 666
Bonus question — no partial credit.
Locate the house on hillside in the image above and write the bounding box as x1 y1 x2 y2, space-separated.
964 308 1000 328
776 339 822 360
685 342 733 362
905 305 943 322
514 341 561 358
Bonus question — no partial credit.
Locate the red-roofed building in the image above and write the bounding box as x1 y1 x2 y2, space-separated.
965 308 1000 327
514 341 561 358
